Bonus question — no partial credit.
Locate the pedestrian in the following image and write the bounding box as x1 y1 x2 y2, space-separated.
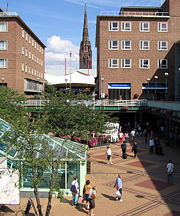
124 132 129 142
143 128 148 143
83 180 91 210
88 186 96 216
154 137 163 155
70 177 79 206
119 131 123 143
114 174 123 202
121 142 127 159
132 141 137 158
149 137 154 153
130 129 136 142
106 146 112 164
167 160 174 183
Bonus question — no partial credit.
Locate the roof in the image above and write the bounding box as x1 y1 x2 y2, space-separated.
121 6 161 10
0 12 46 48
45 69 95 85
0 118 87 168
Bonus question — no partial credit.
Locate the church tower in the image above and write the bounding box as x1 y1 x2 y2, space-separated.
79 4 92 69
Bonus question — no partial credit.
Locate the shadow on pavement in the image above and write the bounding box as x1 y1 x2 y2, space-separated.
0 205 15 213
101 193 115 201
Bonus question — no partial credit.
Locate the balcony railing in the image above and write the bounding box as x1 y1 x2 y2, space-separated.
0 12 18 17
100 11 169 17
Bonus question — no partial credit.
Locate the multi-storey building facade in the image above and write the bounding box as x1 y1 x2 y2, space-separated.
0 8 46 96
95 0 180 100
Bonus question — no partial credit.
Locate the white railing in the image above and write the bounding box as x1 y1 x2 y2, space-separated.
95 99 147 107
100 11 169 17
0 12 18 16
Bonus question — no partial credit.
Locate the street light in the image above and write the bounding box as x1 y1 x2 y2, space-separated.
155 75 158 100
65 78 68 93
165 72 168 100
146 78 150 99
1 77 5 87
37 77 40 106
101 77 104 99
70 51 72 92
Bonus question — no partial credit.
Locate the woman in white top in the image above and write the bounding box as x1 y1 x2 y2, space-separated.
106 146 112 165
149 137 154 153
88 186 96 216
167 160 174 183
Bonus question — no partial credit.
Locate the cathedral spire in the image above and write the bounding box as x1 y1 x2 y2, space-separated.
79 4 92 69
83 3 89 41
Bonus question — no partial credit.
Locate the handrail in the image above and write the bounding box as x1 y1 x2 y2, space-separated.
0 12 18 16
100 11 169 17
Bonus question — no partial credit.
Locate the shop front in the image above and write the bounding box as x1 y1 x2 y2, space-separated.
108 83 131 100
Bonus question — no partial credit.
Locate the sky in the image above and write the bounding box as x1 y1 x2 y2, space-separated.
1 0 165 76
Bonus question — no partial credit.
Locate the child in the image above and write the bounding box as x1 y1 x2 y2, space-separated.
107 146 112 164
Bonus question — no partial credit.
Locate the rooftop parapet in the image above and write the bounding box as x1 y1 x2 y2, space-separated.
100 11 169 17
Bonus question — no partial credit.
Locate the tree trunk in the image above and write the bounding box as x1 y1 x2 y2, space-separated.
34 184 43 216
45 190 53 216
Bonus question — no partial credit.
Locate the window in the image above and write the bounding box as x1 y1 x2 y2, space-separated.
109 22 119 31
121 59 131 68
25 64 28 73
121 22 131 31
108 59 119 68
34 55 36 62
109 40 119 50
22 29 24 38
32 53 34 61
0 22 8 32
29 51 31 59
32 39 34 46
0 59 7 68
0 41 7 50
140 40 150 50
158 59 168 69
140 59 150 69
32 68 33 75
158 22 168 32
158 41 168 50
29 36 31 43
37 57 39 64
140 22 149 32
21 62 24 71
25 48 28 56
26 33 28 41
35 42 36 48
29 66 31 74
22 46 24 55
121 40 131 50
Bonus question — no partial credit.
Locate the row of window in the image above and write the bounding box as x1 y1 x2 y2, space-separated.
0 59 7 68
109 58 168 69
109 40 168 50
0 22 44 54
109 21 168 32
22 46 43 66
21 62 43 78
22 29 44 54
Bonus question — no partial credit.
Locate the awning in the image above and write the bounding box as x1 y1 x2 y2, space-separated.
142 83 167 90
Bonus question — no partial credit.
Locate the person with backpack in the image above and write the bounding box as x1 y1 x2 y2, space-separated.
70 177 79 206
88 186 96 216
114 174 123 202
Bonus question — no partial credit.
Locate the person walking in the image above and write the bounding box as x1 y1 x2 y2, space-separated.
124 132 129 142
83 180 91 210
70 177 79 206
121 142 127 159
167 160 174 183
119 131 124 144
106 146 112 164
114 174 123 202
130 129 136 142
132 141 137 158
88 186 96 216
149 137 154 153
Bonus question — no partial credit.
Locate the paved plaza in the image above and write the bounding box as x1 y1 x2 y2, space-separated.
1 136 180 216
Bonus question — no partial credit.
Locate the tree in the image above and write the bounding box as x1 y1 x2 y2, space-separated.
0 88 112 216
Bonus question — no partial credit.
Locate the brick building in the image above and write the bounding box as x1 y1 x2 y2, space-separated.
0 7 46 96
95 0 180 100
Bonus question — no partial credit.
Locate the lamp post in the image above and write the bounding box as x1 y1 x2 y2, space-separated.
101 77 104 99
146 78 150 99
65 78 68 93
165 72 168 100
70 51 72 92
155 75 158 100
37 77 40 106
1 77 5 87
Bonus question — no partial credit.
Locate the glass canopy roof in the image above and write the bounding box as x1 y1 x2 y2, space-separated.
0 118 87 167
